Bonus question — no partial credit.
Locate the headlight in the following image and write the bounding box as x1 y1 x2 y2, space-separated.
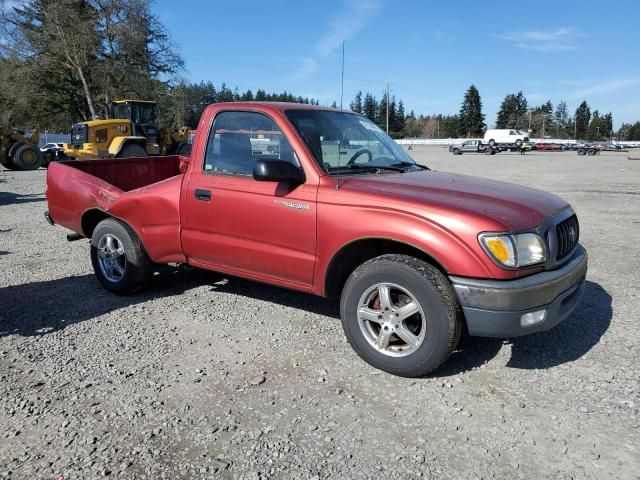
479 232 546 268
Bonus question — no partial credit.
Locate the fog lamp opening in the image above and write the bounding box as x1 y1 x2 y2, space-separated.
520 309 547 327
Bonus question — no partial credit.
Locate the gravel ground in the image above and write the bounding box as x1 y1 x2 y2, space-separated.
0 148 638 480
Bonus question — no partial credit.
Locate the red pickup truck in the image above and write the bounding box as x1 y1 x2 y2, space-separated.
46 102 587 377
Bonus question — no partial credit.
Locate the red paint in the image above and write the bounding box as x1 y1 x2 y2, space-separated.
46 102 571 296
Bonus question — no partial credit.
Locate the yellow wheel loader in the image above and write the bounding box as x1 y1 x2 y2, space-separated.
64 100 192 160
0 128 45 171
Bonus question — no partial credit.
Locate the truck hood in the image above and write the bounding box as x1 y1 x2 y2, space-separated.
340 170 568 231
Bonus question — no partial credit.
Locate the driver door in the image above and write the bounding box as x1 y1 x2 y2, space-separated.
181 110 317 288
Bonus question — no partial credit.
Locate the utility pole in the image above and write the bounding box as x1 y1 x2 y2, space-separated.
574 117 577 140
528 110 532 132
385 83 390 134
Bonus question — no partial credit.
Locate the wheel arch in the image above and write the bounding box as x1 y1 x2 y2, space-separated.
323 237 448 299
108 136 147 157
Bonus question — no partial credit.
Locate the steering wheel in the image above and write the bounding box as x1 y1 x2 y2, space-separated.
347 148 373 165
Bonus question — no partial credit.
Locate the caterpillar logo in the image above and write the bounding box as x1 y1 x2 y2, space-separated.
273 199 310 210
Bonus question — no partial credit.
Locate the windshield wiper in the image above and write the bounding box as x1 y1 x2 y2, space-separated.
391 161 430 170
346 164 404 172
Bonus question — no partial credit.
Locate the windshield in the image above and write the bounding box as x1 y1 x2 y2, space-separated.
285 109 420 174
113 103 156 124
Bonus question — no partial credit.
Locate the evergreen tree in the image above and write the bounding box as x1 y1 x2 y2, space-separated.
587 110 602 140
350 91 363 114
363 93 377 122
600 112 613 140
554 101 569 138
514 91 528 130
458 85 485 137
396 100 406 135
574 101 591 140
496 94 518 128
376 90 389 131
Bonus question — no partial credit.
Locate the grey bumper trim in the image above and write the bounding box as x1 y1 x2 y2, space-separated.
449 245 587 311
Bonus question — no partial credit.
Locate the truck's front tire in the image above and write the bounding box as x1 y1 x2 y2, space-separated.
90 218 152 294
340 254 461 377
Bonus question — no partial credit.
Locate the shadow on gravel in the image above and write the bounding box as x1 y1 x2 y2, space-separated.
431 280 612 376
0 266 338 338
0 268 214 337
0 191 45 206
506 281 612 369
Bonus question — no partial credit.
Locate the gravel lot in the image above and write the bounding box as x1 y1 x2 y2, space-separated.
1 148 638 479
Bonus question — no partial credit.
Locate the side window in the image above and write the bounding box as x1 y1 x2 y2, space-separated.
204 111 298 176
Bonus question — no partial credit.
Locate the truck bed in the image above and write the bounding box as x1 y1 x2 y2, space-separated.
46 155 188 264
63 155 183 191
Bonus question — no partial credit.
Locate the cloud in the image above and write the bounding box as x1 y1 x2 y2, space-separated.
433 29 453 42
293 0 381 79
293 57 318 80
497 27 581 51
315 0 381 57
568 77 640 99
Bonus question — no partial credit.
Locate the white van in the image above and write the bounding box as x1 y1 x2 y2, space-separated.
484 129 529 146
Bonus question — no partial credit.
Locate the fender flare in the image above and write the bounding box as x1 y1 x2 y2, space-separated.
108 136 147 156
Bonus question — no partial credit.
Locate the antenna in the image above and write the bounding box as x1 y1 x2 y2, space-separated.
340 41 345 111
336 40 345 190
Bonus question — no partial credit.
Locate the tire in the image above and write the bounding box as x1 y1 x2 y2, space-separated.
117 143 147 158
587 149 596 156
340 254 462 377
41 149 54 167
488 139 495 146
577 148 586 156
452 148 460 155
484 148 492 155
0 154 16 170
13 144 44 170
515 139 522 146
90 218 153 294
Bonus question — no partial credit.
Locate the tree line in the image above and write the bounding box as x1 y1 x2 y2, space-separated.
1 1 639 140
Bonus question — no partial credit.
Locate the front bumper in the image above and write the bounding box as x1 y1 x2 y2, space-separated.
449 245 588 337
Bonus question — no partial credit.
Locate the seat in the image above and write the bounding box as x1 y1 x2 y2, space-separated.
217 132 252 174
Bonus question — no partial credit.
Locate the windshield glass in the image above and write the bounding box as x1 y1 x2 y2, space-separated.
112 103 155 124
285 109 419 174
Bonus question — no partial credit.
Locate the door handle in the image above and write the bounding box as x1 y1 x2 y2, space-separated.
194 189 212 201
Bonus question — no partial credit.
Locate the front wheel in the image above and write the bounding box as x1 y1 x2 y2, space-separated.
90 218 152 294
340 254 461 377
488 139 495 146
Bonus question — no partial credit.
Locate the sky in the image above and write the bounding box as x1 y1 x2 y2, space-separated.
155 0 640 128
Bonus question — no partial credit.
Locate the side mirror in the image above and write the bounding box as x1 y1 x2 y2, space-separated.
253 159 305 184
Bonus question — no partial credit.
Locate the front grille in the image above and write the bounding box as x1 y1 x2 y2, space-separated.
70 123 88 148
556 215 579 260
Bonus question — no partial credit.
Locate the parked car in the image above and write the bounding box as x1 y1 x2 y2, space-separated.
484 129 529 146
535 143 562 151
41 142 64 152
45 102 587 378
449 140 498 155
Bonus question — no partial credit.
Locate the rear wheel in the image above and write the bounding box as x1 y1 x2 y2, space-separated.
452 148 460 155
13 144 44 170
488 139 495 146
90 218 152 294
117 143 147 158
515 139 522 146
340 254 461 377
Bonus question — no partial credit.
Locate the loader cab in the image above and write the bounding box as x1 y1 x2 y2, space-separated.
112 100 158 143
